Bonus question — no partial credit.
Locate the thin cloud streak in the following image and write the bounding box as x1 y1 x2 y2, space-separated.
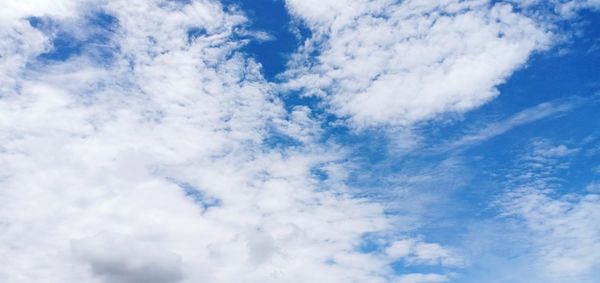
443 97 585 151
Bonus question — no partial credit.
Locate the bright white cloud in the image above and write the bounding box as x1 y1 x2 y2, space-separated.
284 0 551 127
0 1 404 282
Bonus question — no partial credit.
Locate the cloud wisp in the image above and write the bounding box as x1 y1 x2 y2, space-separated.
443 97 584 151
494 140 600 282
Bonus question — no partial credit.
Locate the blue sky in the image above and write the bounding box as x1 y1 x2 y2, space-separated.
0 1 599 283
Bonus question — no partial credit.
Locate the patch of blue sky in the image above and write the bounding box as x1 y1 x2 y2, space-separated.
29 11 119 64
310 166 328 182
222 0 388 162
262 130 303 149
222 0 311 80
280 90 322 114
187 27 208 43
357 233 387 254
169 179 222 212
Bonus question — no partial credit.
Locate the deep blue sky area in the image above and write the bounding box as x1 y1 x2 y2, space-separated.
224 0 307 80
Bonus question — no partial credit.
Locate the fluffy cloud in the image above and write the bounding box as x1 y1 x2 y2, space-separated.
0 1 401 282
283 0 551 126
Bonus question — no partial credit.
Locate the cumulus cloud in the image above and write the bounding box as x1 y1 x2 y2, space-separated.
283 0 551 126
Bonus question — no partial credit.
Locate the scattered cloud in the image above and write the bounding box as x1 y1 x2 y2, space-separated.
496 140 600 282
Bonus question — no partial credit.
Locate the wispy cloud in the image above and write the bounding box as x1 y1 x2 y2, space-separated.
494 140 600 282
444 97 584 151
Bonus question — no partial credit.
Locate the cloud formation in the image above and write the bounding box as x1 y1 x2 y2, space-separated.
0 1 400 282
0 0 598 282
284 0 551 126
445 97 582 150
497 140 600 282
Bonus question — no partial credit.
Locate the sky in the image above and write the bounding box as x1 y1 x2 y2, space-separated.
0 0 599 283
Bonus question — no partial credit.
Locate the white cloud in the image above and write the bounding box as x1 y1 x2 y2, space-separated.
386 239 463 267
386 239 415 258
395 273 450 283
0 1 403 282
284 0 551 127
587 181 600 193
0 18 48 96
0 0 81 21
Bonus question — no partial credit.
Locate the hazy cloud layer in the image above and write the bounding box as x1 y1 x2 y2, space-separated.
497 140 600 282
